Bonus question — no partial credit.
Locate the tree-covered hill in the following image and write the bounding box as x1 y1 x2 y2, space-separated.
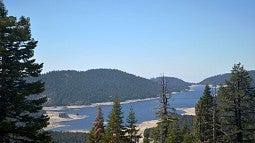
151 77 192 92
30 69 191 106
199 70 255 86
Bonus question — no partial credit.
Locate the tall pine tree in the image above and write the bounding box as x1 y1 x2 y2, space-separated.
103 97 126 143
153 76 178 143
87 105 104 143
194 84 214 142
217 63 255 142
0 1 50 142
125 106 141 143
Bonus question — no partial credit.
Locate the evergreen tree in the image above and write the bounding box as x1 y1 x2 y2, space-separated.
217 63 255 142
194 84 214 142
87 105 104 143
125 106 141 143
157 76 177 143
103 97 126 143
165 121 182 143
152 76 178 143
181 124 194 143
0 1 50 142
143 129 151 143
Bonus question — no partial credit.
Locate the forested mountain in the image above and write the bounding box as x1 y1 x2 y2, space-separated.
199 70 255 86
151 77 192 92
29 69 255 106
31 69 191 106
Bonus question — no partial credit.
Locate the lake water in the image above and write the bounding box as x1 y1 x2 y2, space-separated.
50 85 205 131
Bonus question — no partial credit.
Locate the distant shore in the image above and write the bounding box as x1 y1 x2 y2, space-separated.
44 85 198 133
43 84 202 111
137 120 159 143
44 97 158 131
176 107 195 115
44 107 195 131
44 103 195 143
44 111 87 131
43 97 159 111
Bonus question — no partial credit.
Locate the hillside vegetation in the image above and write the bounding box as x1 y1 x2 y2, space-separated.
30 69 255 106
199 70 255 86
31 69 191 106
151 77 192 92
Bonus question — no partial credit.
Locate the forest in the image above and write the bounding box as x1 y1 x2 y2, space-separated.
199 70 255 86
29 69 255 107
28 69 192 106
84 63 255 143
50 131 87 143
1 1 255 143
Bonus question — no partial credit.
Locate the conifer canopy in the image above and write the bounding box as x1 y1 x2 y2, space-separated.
0 1 50 142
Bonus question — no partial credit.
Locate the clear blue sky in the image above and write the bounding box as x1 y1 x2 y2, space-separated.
4 0 255 82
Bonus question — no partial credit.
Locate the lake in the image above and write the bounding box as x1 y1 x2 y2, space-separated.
49 85 205 131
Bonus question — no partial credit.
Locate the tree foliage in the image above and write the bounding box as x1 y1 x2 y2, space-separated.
217 63 255 142
143 129 152 143
151 76 192 93
0 1 50 142
125 106 141 143
153 76 178 143
50 131 86 143
181 124 194 143
199 70 255 87
28 69 191 106
146 115 195 143
194 84 214 142
87 105 104 143
103 97 126 143
165 121 182 143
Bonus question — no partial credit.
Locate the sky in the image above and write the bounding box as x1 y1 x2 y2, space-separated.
4 0 255 82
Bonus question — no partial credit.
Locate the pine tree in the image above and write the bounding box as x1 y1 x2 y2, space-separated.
0 1 50 142
165 121 182 143
125 106 141 143
153 76 178 143
103 97 126 143
194 84 214 142
87 105 104 143
181 124 194 143
217 63 255 142
143 129 151 143
182 132 194 143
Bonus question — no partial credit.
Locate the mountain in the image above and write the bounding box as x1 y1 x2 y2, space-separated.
31 69 191 106
151 77 192 92
199 70 255 86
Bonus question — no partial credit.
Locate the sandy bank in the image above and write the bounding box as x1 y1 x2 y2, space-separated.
44 107 194 142
44 111 87 130
177 107 195 115
43 97 159 111
137 120 159 143
44 107 195 130
43 84 200 111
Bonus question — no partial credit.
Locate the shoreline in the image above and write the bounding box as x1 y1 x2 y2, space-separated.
43 84 203 111
44 107 195 131
44 111 87 130
44 84 198 132
176 107 195 115
43 97 159 111
137 120 159 143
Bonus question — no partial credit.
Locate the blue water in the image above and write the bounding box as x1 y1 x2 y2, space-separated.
50 85 205 131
